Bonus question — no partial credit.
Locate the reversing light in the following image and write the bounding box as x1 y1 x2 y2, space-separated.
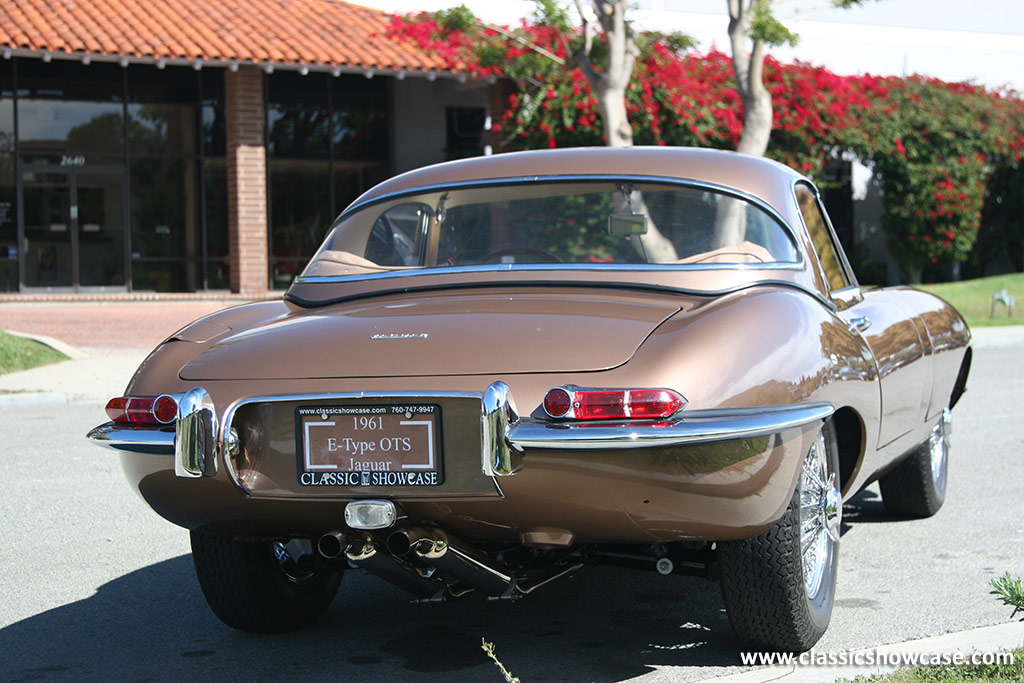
345 500 398 530
542 386 686 421
105 395 179 425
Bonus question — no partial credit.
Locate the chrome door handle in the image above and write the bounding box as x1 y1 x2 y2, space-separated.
849 316 871 332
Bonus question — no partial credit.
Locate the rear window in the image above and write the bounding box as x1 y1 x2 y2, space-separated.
301 180 799 278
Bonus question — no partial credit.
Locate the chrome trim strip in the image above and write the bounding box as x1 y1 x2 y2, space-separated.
507 402 834 451
86 422 175 454
481 381 522 477
294 260 804 285
175 387 219 478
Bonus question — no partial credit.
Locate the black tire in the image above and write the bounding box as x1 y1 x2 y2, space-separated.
718 421 841 652
879 411 949 518
190 531 342 633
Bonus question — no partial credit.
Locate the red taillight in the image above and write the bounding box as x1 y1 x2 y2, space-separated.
105 395 179 425
543 387 686 421
543 387 572 417
153 395 179 423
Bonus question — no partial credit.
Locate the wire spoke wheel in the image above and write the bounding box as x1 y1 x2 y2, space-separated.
798 430 842 600
718 420 841 652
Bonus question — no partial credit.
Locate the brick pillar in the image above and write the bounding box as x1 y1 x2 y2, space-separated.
225 66 269 294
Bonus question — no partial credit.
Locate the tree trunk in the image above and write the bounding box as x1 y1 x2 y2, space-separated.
727 0 773 157
598 83 633 148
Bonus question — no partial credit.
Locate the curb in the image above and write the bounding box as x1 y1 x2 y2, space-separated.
2 329 89 360
0 391 71 408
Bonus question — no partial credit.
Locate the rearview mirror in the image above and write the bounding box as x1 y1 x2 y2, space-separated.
608 213 649 236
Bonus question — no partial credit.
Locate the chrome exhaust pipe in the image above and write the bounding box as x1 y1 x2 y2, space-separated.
317 531 347 560
391 527 515 597
343 534 443 599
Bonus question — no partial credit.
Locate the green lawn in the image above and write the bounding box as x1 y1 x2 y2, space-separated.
0 331 69 375
916 272 1024 328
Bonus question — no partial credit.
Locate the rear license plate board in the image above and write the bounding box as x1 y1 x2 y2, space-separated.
296 404 443 486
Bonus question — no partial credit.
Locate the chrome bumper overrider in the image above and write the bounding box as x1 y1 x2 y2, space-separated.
86 380 834 480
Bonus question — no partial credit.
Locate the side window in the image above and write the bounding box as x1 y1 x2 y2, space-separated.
796 184 850 292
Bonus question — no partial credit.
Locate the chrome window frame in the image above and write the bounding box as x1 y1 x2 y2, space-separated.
294 174 806 285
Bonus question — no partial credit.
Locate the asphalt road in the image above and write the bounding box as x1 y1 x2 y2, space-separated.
1 334 1022 683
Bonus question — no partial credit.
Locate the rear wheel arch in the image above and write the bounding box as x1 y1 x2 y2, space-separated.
950 346 971 409
831 406 864 494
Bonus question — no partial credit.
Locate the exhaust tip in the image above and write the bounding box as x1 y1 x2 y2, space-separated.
317 531 346 559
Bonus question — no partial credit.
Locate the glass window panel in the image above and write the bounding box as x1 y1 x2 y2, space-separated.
332 75 389 162
796 183 850 292
204 159 229 289
15 60 124 155
270 159 330 287
267 72 330 159
16 59 123 102
333 161 389 216
0 60 12 151
0 259 15 292
0 154 15 290
17 99 124 155
130 158 200 291
127 66 198 156
307 181 799 278
128 102 197 156
21 170 72 287
131 260 190 292
77 171 126 287
202 69 225 157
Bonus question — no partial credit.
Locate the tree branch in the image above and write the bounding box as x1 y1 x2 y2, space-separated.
484 22 565 65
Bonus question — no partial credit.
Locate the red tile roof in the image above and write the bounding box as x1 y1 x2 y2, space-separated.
0 0 448 74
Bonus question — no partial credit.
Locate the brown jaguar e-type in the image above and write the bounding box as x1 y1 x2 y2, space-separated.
88 147 970 652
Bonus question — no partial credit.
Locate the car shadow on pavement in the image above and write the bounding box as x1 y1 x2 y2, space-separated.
841 486 908 525
2 555 750 682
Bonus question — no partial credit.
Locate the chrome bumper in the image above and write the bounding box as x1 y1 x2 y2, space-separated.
506 403 835 451
86 422 175 454
87 381 833 481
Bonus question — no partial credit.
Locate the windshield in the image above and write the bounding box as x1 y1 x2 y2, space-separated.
300 180 799 279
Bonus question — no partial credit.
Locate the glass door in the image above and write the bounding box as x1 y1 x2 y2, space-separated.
76 171 125 289
20 166 126 291
21 170 73 288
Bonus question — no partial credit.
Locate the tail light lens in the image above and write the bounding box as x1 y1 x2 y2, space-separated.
105 395 179 425
543 387 686 421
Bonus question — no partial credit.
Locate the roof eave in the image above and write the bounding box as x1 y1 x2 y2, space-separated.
0 47 493 83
